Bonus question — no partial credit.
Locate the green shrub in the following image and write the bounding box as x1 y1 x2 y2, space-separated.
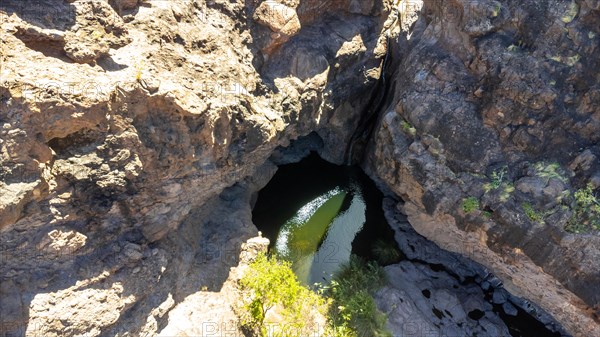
566 184 600 233
490 166 507 190
483 167 515 202
400 120 416 136
522 202 544 223
462 197 480 214
491 1 501 17
500 184 515 202
239 254 327 336
534 162 567 182
239 254 392 337
324 256 391 337
483 166 510 193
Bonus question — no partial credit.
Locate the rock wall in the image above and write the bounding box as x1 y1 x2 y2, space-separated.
0 0 393 335
375 197 570 337
365 0 600 336
1 0 598 336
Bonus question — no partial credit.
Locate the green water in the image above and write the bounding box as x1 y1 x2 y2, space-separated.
253 153 397 285
274 190 348 283
278 191 347 257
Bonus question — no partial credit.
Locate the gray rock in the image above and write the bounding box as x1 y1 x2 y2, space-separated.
503 302 518 316
492 289 508 304
366 0 600 335
377 262 511 337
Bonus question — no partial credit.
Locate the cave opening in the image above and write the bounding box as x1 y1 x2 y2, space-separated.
252 151 402 285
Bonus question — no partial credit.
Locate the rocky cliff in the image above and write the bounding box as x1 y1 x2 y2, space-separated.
0 0 598 336
1 0 391 335
365 0 600 336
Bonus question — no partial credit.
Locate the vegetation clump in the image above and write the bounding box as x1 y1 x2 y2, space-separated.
488 166 507 190
561 1 579 23
483 166 514 202
522 202 544 223
238 254 392 337
239 254 326 337
491 1 501 17
371 239 403 265
400 120 416 137
533 162 567 182
462 197 480 214
566 184 600 233
324 256 391 337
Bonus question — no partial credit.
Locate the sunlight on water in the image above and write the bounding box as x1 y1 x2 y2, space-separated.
253 153 398 286
274 187 343 257
310 183 366 283
274 182 367 285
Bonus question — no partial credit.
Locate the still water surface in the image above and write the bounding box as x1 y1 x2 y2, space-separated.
252 153 396 285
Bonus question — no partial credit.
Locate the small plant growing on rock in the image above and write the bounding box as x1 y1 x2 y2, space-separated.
483 167 515 203
550 54 581 67
400 120 416 136
534 162 567 183
522 202 544 223
491 1 501 17
490 166 507 189
561 1 579 23
324 256 391 337
484 166 508 192
507 44 519 52
500 184 515 202
462 197 480 214
371 239 403 265
566 183 600 233
134 60 146 83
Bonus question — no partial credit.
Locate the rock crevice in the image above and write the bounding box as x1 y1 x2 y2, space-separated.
1 0 598 336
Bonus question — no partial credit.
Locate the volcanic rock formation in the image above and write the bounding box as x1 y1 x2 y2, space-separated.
0 0 598 336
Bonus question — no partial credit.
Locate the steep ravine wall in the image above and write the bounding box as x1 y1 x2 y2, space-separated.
0 0 598 336
364 0 600 336
0 0 392 335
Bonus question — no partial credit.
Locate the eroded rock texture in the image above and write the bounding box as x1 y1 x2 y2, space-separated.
0 0 598 336
0 0 391 335
365 0 600 336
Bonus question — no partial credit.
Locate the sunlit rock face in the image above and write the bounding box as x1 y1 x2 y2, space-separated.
0 0 393 335
0 0 598 336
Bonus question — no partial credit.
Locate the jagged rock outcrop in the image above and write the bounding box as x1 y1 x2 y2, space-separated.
365 0 600 336
0 0 598 336
0 0 392 335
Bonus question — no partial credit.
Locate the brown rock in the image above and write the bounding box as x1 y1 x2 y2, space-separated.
253 1 301 36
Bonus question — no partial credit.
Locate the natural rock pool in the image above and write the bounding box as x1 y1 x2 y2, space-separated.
252 152 567 337
252 152 399 285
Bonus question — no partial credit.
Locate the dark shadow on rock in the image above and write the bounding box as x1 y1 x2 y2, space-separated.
2 0 133 64
1 0 77 62
244 4 390 164
0 180 256 336
97 56 129 72
257 12 382 89
0 1 77 31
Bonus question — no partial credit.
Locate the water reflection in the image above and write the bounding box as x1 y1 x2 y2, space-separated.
252 153 398 285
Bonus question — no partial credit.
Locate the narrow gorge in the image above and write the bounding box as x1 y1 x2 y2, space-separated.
0 0 599 336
